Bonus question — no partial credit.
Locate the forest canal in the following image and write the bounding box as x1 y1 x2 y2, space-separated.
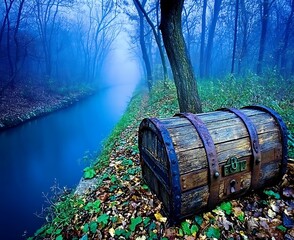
0 84 136 239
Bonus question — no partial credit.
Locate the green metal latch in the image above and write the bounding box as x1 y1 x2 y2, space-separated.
223 156 246 176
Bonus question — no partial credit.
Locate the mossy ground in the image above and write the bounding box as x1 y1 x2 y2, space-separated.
30 74 294 240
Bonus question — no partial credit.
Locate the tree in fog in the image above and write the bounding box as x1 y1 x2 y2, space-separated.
133 0 168 81
160 0 202 113
256 0 270 75
33 0 73 79
199 0 207 78
231 0 239 73
79 0 120 82
133 0 153 90
204 0 222 77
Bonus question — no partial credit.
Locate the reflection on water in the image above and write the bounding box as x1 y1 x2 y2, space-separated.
0 85 135 239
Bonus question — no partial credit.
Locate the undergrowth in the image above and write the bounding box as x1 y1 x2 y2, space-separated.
30 74 294 239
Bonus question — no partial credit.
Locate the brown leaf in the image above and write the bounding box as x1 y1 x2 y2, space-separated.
247 217 258 232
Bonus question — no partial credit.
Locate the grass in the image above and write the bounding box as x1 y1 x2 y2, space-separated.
30 73 294 239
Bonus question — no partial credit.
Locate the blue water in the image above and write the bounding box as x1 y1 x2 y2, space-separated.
0 84 136 239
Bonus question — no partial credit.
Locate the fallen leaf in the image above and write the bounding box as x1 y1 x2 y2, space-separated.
109 228 115 237
220 216 233 230
154 212 167 223
247 217 258 232
206 226 220 239
283 187 294 198
267 209 276 218
259 219 269 230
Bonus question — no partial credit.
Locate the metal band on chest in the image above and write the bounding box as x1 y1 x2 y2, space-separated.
242 105 288 177
219 108 261 189
150 118 181 224
175 113 220 210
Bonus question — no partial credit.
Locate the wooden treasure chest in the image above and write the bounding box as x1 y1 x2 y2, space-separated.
138 105 288 223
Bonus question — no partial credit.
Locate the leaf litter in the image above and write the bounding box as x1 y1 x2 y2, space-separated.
31 95 294 240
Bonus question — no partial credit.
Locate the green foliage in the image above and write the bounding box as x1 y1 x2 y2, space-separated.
89 221 98 233
97 213 109 227
206 226 221 239
220 202 232 215
129 216 143 231
264 190 281 199
83 167 96 179
195 215 203 226
115 228 131 238
84 200 101 213
276 225 287 232
181 221 191 235
55 235 63 240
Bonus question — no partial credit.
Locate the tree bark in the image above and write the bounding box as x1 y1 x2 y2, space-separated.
237 0 248 75
199 0 207 78
133 0 168 80
257 0 269 75
160 0 202 113
204 0 222 77
134 0 152 90
231 0 239 74
280 0 294 76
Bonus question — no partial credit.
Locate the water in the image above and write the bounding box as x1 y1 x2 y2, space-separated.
0 84 136 239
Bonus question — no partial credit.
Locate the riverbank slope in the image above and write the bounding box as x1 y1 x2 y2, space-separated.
30 76 294 239
0 83 96 131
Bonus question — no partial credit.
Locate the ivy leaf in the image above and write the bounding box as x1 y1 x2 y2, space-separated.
276 225 287 232
82 223 89 233
237 212 245 222
143 217 151 226
220 202 232 215
191 225 199 237
129 216 143 231
206 227 221 239
89 221 98 233
83 167 96 179
178 228 184 237
264 190 280 199
195 215 203 226
97 214 109 226
80 235 88 240
115 228 131 238
181 221 191 235
55 235 63 240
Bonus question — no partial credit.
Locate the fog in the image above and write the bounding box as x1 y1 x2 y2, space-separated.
1 0 293 93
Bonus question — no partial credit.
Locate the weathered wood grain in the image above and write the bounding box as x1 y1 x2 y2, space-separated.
140 107 285 221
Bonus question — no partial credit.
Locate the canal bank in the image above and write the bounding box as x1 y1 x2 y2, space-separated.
0 84 97 131
0 84 137 240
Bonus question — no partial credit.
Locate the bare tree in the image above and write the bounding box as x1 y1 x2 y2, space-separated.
199 0 207 78
133 0 152 90
133 0 168 80
231 0 239 74
204 0 222 77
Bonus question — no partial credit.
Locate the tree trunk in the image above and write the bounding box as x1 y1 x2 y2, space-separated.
204 0 222 78
133 0 168 80
257 0 269 75
237 0 249 75
199 0 207 78
160 0 202 113
12 0 25 84
231 0 239 74
280 0 294 77
134 0 152 90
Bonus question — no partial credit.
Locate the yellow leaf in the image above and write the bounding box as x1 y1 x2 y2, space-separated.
154 212 167 223
109 228 115 237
